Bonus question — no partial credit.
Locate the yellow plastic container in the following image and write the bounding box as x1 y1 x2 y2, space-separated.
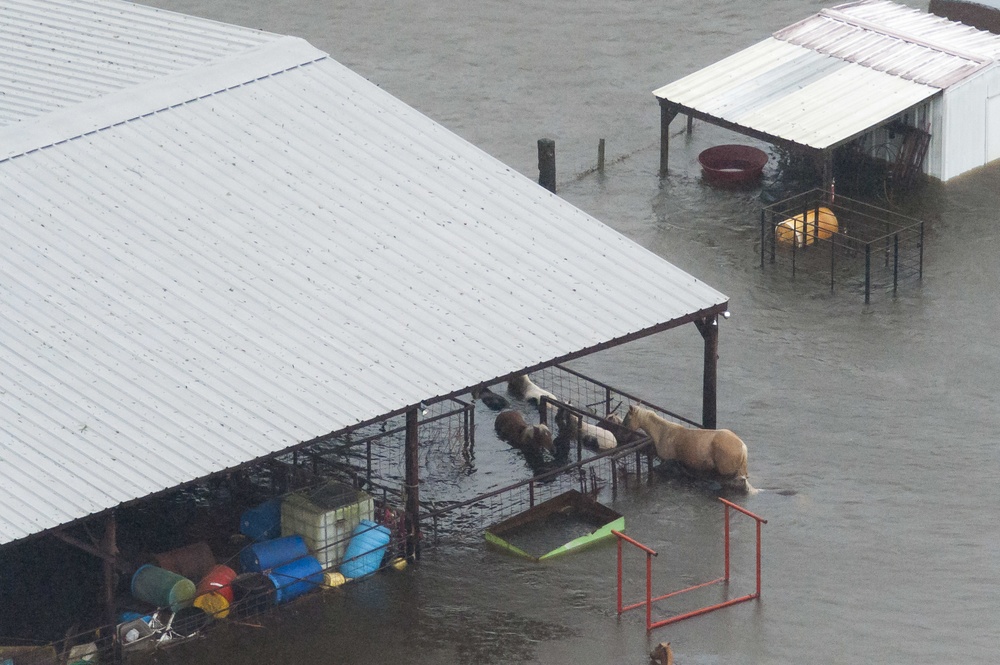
193 590 230 620
323 571 346 588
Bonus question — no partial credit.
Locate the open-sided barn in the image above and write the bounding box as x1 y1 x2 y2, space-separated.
0 0 731 652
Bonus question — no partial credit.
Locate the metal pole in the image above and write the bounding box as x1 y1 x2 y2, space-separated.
724 503 731 582
865 244 872 304
791 219 797 277
646 551 653 631
760 209 766 267
919 222 924 280
830 231 836 292
366 440 373 487
893 233 899 294
598 138 605 174
770 210 776 264
756 519 763 597
617 536 624 614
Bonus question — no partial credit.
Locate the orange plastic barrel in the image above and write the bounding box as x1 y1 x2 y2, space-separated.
196 564 238 603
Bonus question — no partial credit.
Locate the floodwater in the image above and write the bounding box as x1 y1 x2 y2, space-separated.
133 0 999 663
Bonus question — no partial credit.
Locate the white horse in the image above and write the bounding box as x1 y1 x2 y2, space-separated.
507 374 557 406
622 405 752 492
556 407 617 450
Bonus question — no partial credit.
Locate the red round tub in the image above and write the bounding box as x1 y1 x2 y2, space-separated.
698 145 768 186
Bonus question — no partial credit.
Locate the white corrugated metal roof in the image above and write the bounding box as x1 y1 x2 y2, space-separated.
654 0 1000 151
0 0 281 126
0 0 728 546
653 38 939 150
777 0 1000 87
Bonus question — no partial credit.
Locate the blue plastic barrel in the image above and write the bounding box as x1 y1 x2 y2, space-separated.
266 555 324 605
339 520 391 579
239 498 282 542
239 534 309 573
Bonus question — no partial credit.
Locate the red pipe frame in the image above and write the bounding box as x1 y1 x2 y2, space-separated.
614 498 767 631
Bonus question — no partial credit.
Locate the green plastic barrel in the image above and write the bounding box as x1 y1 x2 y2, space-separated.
131 564 196 611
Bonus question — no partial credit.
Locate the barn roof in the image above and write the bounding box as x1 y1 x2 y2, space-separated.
654 0 1000 151
0 0 728 547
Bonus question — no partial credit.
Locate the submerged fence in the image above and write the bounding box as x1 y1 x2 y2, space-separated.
762 188 925 303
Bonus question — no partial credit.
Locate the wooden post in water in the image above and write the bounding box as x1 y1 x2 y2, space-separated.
659 102 678 177
694 315 719 429
538 138 556 192
405 407 421 560
101 512 118 630
598 138 606 173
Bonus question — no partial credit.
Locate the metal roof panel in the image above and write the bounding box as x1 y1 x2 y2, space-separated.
655 38 940 149
0 0 728 546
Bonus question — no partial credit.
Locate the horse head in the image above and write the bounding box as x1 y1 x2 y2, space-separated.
525 424 554 452
621 404 641 432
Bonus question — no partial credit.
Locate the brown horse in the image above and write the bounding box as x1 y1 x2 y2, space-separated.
494 410 554 452
622 405 752 492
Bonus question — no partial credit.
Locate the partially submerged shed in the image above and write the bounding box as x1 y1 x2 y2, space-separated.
654 0 1000 185
0 0 729 622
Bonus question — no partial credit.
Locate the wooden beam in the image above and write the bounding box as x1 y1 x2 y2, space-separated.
659 102 679 177
52 529 129 571
693 316 719 429
101 513 118 629
405 407 421 561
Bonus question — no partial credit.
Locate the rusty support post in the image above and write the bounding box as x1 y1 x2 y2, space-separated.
405 407 421 560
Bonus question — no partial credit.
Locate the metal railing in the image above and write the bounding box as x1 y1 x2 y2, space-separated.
614 497 767 630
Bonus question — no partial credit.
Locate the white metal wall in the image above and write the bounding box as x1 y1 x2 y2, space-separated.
941 74 990 180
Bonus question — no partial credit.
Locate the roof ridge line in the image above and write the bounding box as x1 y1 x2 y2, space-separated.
817 5 994 66
0 35 328 163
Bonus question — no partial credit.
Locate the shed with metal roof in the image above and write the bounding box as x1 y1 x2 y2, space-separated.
654 0 1000 184
0 0 729 554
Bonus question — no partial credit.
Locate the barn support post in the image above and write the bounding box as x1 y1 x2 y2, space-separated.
693 315 720 429
405 407 421 561
818 149 834 194
101 512 118 629
659 102 679 177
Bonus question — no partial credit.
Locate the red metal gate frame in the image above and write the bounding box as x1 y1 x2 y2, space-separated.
614 497 767 630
